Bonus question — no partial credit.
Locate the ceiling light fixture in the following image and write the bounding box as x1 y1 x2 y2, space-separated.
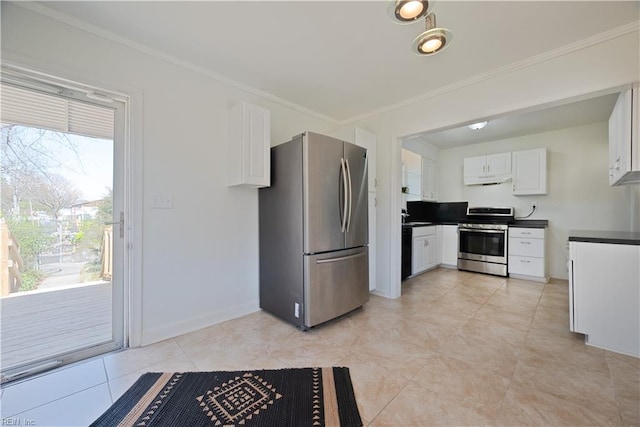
412 13 453 55
388 0 430 24
467 121 489 130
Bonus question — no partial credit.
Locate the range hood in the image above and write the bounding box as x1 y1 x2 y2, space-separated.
464 175 512 186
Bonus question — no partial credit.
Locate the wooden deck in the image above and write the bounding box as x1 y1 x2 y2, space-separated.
1 282 112 371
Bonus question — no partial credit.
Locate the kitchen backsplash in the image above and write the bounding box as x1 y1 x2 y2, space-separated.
407 201 469 223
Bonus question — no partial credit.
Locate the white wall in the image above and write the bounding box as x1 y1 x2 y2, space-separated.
1 3 334 345
347 25 639 298
438 122 632 279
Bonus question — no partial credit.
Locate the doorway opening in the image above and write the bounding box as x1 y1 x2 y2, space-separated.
0 70 128 383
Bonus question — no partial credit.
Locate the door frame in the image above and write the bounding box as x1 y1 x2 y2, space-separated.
1 61 144 353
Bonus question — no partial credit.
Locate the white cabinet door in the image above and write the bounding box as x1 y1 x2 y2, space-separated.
425 235 437 270
435 225 443 265
402 149 422 174
441 225 459 266
486 152 511 176
570 241 640 356
512 148 547 195
608 88 638 185
463 152 511 185
227 102 271 188
412 226 436 274
463 156 486 180
412 236 428 274
421 158 438 201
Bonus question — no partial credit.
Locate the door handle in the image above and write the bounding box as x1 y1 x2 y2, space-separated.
345 159 353 233
340 158 348 233
316 251 366 264
105 211 124 238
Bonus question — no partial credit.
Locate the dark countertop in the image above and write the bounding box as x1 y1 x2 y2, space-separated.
511 219 548 228
403 220 548 228
402 222 436 228
569 230 640 246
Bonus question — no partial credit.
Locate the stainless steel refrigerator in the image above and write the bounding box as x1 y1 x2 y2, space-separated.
259 131 369 329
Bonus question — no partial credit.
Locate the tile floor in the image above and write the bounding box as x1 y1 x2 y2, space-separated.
1 267 639 426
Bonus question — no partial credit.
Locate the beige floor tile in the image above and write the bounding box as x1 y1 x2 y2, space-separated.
107 356 198 401
496 382 622 426
440 318 526 378
338 353 409 423
102 338 185 380
530 303 571 334
412 354 510 404
429 268 477 284
473 303 535 331
607 352 640 425
265 332 351 369
370 382 498 426
522 328 607 370
485 291 540 315
511 358 619 417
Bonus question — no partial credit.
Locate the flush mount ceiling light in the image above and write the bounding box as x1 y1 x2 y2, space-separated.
388 0 430 24
467 121 489 130
412 13 453 55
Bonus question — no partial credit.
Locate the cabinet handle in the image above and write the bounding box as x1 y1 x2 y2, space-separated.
521 241 531 245
520 259 530 263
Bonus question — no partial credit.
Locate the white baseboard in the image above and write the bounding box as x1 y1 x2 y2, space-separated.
139 300 260 346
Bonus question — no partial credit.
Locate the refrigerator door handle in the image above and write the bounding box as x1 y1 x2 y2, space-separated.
315 250 366 264
340 158 348 233
345 158 353 233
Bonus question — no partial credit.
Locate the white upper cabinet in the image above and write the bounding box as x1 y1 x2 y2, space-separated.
421 157 438 201
402 149 422 201
512 148 547 195
463 152 511 185
227 102 271 188
609 87 640 185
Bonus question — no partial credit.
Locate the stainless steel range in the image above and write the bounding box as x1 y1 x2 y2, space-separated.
457 207 514 277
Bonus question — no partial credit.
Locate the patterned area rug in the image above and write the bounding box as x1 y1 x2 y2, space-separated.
91 367 362 427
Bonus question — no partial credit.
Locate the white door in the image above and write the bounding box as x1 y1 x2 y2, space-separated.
0 72 126 382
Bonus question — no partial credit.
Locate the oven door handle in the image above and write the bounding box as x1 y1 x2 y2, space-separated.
458 228 506 234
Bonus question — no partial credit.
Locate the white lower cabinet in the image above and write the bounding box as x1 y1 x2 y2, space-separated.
508 227 548 282
569 241 640 357
412 226 437 275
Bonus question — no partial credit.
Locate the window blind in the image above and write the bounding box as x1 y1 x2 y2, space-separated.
0 83 114 140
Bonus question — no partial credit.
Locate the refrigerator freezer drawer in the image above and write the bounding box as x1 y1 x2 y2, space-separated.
304 247 369 327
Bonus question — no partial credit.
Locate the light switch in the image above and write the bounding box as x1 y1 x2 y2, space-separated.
150 194 173 209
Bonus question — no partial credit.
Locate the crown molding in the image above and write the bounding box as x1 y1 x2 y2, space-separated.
341 20 640 125
12 1 339 126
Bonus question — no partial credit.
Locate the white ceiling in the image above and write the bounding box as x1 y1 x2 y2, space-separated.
413 92 620 148
33 1 639 144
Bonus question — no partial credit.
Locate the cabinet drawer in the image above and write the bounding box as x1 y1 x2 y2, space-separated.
509 256 545 277
509 227 544 239
413 226 436 237
509 237 544 257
